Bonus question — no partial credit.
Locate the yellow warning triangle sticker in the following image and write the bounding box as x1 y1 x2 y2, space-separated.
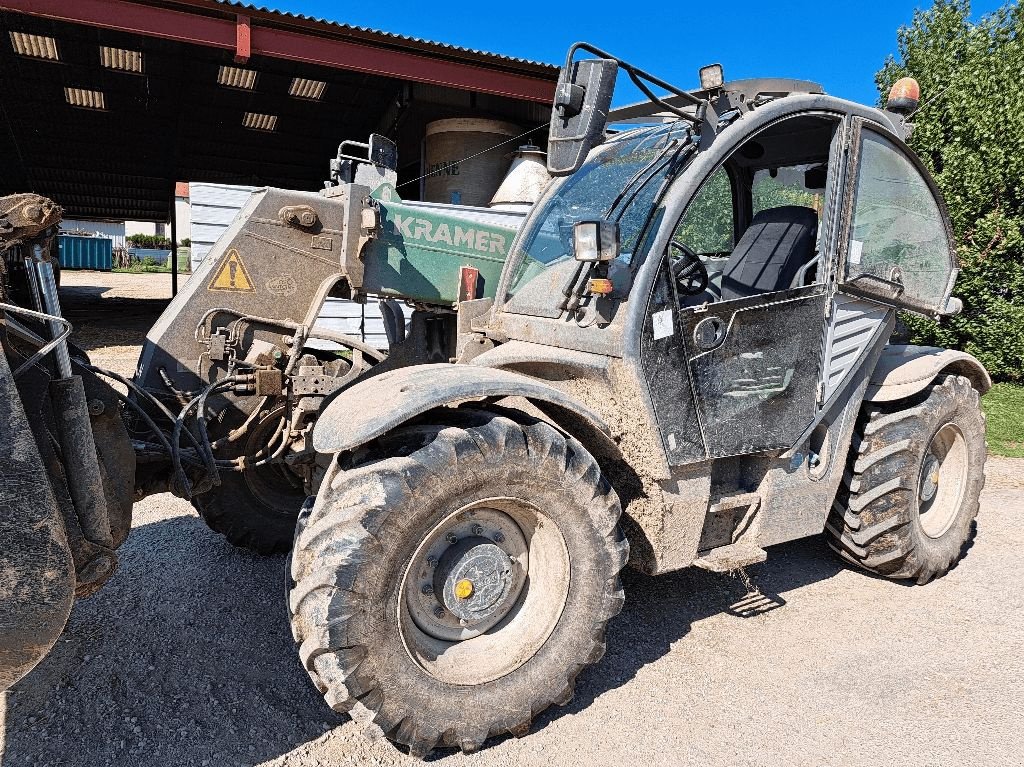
208 249 256 293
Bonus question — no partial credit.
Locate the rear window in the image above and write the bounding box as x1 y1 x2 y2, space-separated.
752 165 825 218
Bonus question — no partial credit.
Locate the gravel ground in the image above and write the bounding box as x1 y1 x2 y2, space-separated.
2 271 1022 767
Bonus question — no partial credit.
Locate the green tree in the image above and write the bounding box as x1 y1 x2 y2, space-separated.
877 0 1024 381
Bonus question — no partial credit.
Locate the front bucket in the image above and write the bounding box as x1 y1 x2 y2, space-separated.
0 348 75 691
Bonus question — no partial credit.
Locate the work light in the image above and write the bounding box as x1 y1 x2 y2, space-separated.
573 221 619 263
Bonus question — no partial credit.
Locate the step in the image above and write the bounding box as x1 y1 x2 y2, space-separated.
693 542 767 572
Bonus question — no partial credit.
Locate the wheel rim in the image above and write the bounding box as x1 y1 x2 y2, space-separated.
240 405 305 516
917 422 969 538
399 497 570 685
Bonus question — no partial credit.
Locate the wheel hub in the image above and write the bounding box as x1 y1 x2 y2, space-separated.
405 508 529 641
436 539 514 622
917 422 969 539
919 454 941 502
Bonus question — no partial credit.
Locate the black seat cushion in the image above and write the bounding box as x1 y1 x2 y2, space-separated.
720 205 818 301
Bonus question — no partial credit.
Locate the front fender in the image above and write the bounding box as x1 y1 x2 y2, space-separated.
312 363 611 454
865 344 992 403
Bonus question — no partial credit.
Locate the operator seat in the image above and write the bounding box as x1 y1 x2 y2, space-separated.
719 205 818 301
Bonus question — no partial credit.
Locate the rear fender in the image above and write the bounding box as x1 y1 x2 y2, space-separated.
865 344 991 403
312 363 612 455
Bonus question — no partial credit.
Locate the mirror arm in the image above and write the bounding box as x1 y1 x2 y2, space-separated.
625 70 704 126
565 42 707 127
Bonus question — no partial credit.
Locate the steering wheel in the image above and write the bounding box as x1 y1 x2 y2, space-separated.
669 240 710 296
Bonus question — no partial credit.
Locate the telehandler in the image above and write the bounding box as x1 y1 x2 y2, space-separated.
0 43 988 757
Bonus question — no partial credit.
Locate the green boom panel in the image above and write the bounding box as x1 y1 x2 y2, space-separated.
361 197 526 306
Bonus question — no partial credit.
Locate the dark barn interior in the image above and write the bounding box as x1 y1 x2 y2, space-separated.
0 0 557 222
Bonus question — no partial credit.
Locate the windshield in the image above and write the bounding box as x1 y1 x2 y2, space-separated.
503 123 693 304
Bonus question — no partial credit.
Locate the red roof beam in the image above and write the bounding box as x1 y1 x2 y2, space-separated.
234 13 250 65
0 0 555 102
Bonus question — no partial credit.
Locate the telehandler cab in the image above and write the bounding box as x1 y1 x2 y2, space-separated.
1 43 988 757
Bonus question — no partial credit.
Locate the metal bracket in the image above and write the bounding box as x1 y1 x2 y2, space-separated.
209 332 227 362
290 375 341 396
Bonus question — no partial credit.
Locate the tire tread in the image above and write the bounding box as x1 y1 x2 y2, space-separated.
288 412 626 757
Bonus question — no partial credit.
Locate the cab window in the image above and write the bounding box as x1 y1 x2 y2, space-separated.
752 165 825 218
674 168 733 256
846 129 954 311
670 113 840 303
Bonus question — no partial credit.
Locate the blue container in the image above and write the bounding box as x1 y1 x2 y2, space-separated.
58 235 113 271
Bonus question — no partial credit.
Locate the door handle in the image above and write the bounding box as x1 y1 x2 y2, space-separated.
693 315 726 351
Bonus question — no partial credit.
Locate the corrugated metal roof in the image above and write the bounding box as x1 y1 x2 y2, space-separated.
207 0 558 72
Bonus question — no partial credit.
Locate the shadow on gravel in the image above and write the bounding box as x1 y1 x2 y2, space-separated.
3 514 845 766
2 513 344 767
529 534 846 737
418 536 848 760
59 285 170 353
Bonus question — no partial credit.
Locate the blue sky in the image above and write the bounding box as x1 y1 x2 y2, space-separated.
260 0 1004 106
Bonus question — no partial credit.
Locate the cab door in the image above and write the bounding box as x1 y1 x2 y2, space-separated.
640 112 848 463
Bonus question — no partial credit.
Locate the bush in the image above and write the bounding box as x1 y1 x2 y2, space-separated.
877 0 1024 382
126 233 173 250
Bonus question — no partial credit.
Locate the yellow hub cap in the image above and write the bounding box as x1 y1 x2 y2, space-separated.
454 579 474 600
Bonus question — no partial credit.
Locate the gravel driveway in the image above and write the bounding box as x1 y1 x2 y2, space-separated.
2 271 1021 767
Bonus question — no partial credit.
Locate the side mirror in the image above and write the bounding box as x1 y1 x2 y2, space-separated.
547 58 618 176
368 134 398 171
573 220 619 263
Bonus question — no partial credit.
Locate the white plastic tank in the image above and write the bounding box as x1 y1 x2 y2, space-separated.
423 118 521 206
489 145 552 212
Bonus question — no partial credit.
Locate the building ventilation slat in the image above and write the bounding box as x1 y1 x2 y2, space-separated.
64 87 106 110
217 65 258 89
242 112 278 131
288 77 327 100
10 32 59 60
100 46 143 73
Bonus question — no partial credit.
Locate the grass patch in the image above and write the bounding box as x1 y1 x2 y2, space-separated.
114 255 191 275
982 383 1024 458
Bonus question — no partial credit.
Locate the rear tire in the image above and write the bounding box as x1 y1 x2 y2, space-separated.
826 375 986 584
288 411 627 757
192 405 304 554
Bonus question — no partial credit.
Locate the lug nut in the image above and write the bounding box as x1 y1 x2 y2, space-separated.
446 532 458 544
493 532 505 543
420 584 433 595
471 524 484 536
426 556 437 567
433 606 446 618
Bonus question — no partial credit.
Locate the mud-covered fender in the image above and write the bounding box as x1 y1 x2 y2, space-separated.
864 344 992 403
312 363 611 454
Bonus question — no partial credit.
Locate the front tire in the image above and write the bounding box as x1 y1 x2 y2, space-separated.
826 375 986 584
288 411 627 756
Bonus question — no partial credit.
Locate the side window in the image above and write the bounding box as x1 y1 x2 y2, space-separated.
846 130 954 311
673 168 733 255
